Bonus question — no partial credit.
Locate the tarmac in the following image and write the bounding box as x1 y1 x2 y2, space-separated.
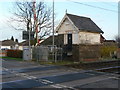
1 58 119 89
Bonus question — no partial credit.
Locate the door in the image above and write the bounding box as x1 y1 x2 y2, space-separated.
67 34 72 51
68 34 72 45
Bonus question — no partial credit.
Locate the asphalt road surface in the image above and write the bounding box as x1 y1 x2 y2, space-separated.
1 58 119 89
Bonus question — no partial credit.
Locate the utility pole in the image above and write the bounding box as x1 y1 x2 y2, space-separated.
52 0 55 62
33 0 38 45
28 25 31 60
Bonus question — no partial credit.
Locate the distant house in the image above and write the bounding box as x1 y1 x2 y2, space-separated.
103 40 117 46
0 40 19 50
18 41 29 50
18 40 35 50
100 35 106 43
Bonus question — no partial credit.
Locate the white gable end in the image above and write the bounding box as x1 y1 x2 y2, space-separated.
57 18 78 34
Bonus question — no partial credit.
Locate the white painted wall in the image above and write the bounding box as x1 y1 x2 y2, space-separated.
64 33 80 45
64 34 67 45
1 46 11 49
79 31 100 44
57 17 101 45
18 46 23 50
73 33 80 44
1 45 23 50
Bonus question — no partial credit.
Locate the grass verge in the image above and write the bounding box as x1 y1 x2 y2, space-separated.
38 60 79 65
1 56 23 61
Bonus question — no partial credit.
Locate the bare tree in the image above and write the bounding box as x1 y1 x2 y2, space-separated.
11 1 53 41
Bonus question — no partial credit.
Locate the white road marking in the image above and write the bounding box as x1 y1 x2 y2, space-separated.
3 66 118 89
108 76 119 80
50 84 77 89
3 68 9 71
29 76 37 79
50 85 62 88
3 67 37 80
3 67 77 89
42 79 53 84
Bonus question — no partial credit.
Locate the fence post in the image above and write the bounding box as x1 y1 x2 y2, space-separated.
55 47 57 62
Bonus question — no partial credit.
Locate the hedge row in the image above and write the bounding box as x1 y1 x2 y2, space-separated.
100 46 117 58
7 50 23 58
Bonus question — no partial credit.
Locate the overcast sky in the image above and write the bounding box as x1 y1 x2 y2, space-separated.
0 0 119 42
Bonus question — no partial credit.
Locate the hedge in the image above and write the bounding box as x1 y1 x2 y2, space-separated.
7 50 23 58
100 46 117 58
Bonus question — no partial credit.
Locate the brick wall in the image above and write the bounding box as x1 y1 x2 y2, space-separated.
72 44 101 61
117 48 120 58
79 44 101 61
72 45 79 61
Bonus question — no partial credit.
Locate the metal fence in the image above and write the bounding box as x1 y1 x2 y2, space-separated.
32 46 63 62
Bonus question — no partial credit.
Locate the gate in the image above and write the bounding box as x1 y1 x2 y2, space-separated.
32 46 63 62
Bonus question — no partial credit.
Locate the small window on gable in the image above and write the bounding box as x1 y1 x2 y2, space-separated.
65 22 69 26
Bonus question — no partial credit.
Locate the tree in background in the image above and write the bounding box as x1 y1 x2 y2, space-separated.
10 1 53 41
11 36 14 41
15 39 18 43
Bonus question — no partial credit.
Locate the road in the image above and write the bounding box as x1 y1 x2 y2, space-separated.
1 58 119 89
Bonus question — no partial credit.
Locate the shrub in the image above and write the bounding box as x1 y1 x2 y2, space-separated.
100 46 117 58
7 50 23 58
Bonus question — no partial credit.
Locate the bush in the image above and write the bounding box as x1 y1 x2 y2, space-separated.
100 46 117 58
7 50 23 58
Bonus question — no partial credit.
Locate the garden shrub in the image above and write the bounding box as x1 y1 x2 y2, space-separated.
100 46 117 58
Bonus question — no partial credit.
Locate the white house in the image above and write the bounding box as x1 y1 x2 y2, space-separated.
0 40 19 50
41 13 104 61
56 13 104 45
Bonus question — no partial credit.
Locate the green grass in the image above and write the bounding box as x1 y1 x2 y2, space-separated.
99 58 119 61
38 60 78 65
1 56 23 61
37 58 119 66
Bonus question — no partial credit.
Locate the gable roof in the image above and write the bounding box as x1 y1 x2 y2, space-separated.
56 13 104 34
19 40 36 46
18 41 28 46
40 34 64 47
2 40 18 46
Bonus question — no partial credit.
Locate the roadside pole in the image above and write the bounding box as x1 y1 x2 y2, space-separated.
28 28 31 60
52 0 56 62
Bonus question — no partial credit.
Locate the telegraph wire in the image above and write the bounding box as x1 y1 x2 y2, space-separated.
93 0 118 7
66 0 119 13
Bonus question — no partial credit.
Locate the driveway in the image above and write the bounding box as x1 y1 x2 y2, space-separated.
1 58 119 89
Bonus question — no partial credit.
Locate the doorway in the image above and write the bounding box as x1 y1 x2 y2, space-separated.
67 34 72 51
